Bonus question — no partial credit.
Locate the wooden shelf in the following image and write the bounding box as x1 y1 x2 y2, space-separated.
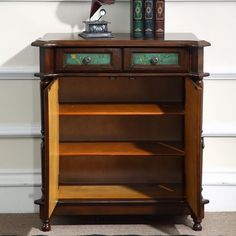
59 103 184 116
60 142 184 156
58 184 184 200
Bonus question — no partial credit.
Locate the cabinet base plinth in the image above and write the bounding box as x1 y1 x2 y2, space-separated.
54 200 189 216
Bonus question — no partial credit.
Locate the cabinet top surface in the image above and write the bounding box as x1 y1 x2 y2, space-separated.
32 33 210 47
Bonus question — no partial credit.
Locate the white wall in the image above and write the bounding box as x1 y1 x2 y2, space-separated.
0 0 236 213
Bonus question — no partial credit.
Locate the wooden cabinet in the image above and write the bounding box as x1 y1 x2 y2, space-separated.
32 33 210 232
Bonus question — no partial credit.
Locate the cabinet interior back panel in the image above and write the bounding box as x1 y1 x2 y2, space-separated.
59 77 184 103
60 116 183 142
59 155 184 185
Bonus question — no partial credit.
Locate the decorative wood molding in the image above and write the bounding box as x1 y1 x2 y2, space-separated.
0 67 38 80
205 73 236 80
0 169 41 187
0 124 41 138
203 123 236 137
0 67 236 80
203 169 236 186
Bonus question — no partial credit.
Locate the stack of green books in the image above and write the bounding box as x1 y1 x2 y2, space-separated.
131 0 165 39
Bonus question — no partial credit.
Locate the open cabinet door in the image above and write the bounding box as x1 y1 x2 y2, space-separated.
185 78 203 221
44 79 59 218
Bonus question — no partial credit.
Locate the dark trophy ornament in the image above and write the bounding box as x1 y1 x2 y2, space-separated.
79 0 115 38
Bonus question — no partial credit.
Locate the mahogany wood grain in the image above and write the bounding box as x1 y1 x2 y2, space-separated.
59 104 184 116
58 184 184 200
46 79 60 218
59 142 184 185
32 33 210 231
185 78 203 220
59 76 184 104
59 141 184 156
40 48 55 74
37 72 209 79
31 33 210 48
54 202 188 216
60 142 184 185
59 154 183 184
59 115 183 142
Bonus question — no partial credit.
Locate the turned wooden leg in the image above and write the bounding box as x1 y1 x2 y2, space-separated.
41 220 51 231
192 218 202 231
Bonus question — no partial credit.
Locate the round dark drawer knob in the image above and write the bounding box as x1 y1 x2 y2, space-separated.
82 56 92 64
151 57 159 65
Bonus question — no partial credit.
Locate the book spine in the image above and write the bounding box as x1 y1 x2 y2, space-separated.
132 0 144 39
144 0 154 39
155 0 165 39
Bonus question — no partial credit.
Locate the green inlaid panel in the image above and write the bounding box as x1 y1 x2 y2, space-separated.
132 53 179 65
65 53 111 65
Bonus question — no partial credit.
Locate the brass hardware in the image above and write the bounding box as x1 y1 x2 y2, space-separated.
151 57 159 65
82 56 92 65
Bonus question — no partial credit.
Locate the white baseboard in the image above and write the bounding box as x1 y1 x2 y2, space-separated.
203 186 236 212
0 170 41 213
0 186 41 213
0 169 235 213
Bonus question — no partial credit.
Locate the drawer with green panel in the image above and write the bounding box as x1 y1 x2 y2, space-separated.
56 48 121 72
124 48 189 72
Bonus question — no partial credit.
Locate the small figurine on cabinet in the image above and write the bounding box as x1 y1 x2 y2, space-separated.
79 0 115 38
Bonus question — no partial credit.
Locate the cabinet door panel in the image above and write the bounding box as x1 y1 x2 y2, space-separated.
44 79 59 218
185 78 203 219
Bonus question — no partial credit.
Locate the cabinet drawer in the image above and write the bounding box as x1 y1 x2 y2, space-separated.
124 48 189 72
56 48 121 72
